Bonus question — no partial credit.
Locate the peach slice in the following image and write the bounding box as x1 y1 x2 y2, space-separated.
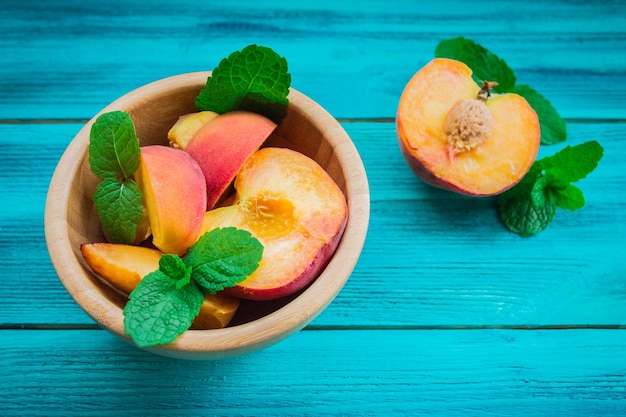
134 145 206 256
80 242 240 329
185 111 277 210
200 147 348 301
167 111 219 150
396 57 540 196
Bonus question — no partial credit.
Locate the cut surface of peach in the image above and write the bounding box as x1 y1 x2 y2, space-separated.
80 242 240 329
185 110 277 210
396 57 540 196
134 145 207 256
200 147 348 301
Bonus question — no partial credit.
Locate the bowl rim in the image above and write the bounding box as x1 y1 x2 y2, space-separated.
44 72 370 359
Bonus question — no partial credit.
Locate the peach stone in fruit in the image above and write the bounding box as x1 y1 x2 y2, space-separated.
134 145 207 256
396 57 540 196
185 111 277 210
80 242 240 329
200 147 348 301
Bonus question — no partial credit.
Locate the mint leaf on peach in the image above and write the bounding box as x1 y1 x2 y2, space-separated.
196 44 291 124
123 268 203 348
93 178 143 244
89 111 140 179
89 111 144 244
184 227 264 294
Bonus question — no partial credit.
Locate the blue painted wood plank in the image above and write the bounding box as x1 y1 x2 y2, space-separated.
1 329 625 415
1 0 625 120
1 121 624 327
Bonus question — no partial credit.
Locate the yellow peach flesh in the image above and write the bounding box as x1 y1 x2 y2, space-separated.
167 111 219 150
80 242 240 329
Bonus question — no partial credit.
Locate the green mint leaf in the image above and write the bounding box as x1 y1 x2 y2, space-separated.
93 177 143 244
512 84 567 145
535 140 604 183
530 175 550 207
435 37 516 93
89 111 141 180
184 227 263 294
123 270 203 347
498 192 557 237
196 44 291 124
159 254 193 289
551 183 585 211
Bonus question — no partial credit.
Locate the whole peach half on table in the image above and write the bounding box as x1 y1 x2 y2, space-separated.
134 145 207 256
200 147 348 301
396 57 540 196
184 110 277 210
80 242 240 329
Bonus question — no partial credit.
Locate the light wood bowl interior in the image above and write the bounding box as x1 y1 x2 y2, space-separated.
44 72 370 360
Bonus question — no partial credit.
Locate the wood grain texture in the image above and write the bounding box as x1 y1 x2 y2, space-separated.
1 329 625 415
1 0 625 120
2 121 624 327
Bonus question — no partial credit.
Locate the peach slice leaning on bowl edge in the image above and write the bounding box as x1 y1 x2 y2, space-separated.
396 57 540 196
200 147 348 301
80 242 240 329
184 110 278 210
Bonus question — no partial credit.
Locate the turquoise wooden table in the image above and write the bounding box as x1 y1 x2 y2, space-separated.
2 1 626 415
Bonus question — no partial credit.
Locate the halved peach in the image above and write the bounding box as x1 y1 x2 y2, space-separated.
80 242 240 329
134 145 206 255
396 57 540 196
167 111 219 150
185 111 277 210
200 147 347 301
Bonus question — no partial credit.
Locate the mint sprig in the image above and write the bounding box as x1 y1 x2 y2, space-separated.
124 228 263 347
196 44 291 124
89 111 143 244
498 140 604 237
186 227 265 294
435 37 566 145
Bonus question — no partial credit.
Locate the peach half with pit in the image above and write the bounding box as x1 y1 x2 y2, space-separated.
80 242 240 329
185 110 277 210
200 147 348 301
134 145 207 256
396 57 540 196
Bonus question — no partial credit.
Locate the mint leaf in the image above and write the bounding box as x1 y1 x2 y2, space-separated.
89 111 140 180
499 193 557 237
512 84 566 145
159 254 193 289
435 37 516 93
123 270 204 347
552 184 585 211
498 140 603 236
93 177 143 244
535 140 604 183
184 227 264 294
196 44 291 124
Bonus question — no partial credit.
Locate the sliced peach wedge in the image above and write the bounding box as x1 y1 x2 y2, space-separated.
185 111 277 210
396 57 540 196
80 243 241 329
200 147 348 301
134 145 207 256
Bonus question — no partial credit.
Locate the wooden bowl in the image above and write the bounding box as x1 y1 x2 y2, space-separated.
44 72 370 360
